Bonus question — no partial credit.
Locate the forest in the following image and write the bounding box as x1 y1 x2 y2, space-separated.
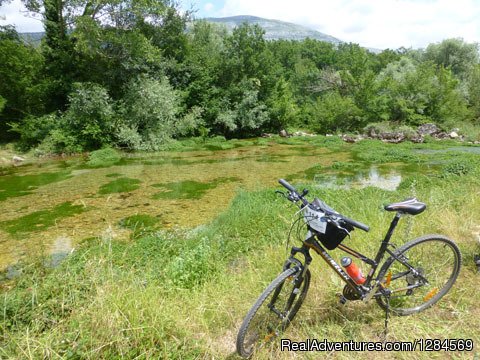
1 0 480 154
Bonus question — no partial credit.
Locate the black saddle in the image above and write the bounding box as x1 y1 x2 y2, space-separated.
384 198 426 215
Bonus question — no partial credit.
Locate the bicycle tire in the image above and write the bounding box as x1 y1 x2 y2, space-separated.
236 266 311 358
375 234 461 316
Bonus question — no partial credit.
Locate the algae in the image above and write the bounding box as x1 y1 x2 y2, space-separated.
98 177 141 194
1 202 85 236
0 171 71 202
152 177 240 200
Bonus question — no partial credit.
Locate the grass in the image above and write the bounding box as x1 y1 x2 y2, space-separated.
1 138 480 358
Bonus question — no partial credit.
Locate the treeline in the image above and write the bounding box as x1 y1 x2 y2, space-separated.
1 0 479 153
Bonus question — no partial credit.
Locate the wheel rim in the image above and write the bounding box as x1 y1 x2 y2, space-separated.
241 272 308 356
380 239 459 313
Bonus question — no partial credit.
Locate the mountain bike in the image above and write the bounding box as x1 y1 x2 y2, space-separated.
236 179 462 358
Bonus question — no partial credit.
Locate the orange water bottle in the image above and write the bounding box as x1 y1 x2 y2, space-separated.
341 257 366 284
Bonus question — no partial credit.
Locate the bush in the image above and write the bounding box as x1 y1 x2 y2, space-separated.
37 128 82 154
309 92 364 133
117 76 181 150
63 83 115 150
11 114 59 151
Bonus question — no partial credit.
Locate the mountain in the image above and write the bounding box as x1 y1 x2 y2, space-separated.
19 32 44 46
20 16 379 50
203 15 343 44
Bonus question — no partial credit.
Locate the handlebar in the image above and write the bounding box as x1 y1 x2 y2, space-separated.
278 178 370 232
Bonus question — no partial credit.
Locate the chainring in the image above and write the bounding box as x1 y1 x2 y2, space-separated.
343 284 362 301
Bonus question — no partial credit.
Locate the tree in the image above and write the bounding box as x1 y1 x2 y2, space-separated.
117 76 185 150
424 38 480 78
376 57 470 125
0 28 44 141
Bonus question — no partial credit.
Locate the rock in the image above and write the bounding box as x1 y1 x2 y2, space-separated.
342 135 356 143
410 134 424 143
379 132 405 143
261 133 273 138
292 131 314 137
436 132 449 139
279 129 289 138
12 155 25 164
417 123 440 136
449 131 459 139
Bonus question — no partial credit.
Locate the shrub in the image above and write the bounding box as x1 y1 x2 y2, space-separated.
117 76 181 150
63 83 115 150
11 114 59 151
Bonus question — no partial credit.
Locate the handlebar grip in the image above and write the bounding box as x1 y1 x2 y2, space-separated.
340 215 370 232
278 178 297 193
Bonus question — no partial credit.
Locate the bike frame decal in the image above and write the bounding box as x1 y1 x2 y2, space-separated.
304 240 362 295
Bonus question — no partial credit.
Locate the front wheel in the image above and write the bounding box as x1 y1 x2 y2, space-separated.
236 266 311 358
375 234 461 316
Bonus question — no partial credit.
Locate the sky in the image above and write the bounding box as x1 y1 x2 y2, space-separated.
1 0 479 49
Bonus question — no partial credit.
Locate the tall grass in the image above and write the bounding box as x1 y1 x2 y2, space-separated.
2 150 480 358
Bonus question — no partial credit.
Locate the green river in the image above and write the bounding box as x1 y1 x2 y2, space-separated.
0 140 436 271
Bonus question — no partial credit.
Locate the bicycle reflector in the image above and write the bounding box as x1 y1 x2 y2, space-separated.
423 287 439 302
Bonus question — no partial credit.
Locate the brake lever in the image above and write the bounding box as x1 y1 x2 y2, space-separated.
275 190 287 198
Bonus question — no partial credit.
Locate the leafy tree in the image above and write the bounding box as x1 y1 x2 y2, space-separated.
215 79 269 135
117 76 200 150
424 38 480 78
308 92 362 133
0 29 44 141
63 82 115 150
184 21 226 127
376 58 469 125
467 65 480 122
268 78 299 130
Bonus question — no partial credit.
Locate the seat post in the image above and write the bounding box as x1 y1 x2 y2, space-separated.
383 212 403 244
373 212 403 266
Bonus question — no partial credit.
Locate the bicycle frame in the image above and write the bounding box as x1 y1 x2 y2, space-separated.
288 211 415 300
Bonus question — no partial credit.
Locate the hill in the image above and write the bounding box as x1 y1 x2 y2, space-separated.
204 15 343 44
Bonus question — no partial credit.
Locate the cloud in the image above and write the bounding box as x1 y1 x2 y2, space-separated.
0 0 43 32
204 2 215 12
218 0 480 49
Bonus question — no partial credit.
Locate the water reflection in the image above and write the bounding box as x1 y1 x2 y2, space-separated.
314 166 402 191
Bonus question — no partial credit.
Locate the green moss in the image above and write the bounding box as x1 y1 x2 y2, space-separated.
152 177 239 200
0 171 71 202
98 177 141 194
1 202 85 236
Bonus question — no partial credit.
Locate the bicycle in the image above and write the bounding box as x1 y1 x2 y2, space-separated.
236 179 462 358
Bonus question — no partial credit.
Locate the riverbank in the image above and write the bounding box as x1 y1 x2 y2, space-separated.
1 137 480 358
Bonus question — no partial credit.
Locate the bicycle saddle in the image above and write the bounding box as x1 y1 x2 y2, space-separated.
384 198 426 215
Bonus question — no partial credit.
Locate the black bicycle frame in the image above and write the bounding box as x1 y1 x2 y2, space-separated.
294 212 404 299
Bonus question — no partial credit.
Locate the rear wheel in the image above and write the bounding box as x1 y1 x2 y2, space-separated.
236 266 310 358
376 235 461 315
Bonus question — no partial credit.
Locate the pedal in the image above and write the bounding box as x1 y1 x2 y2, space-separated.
338 294 347 305
475 255 480 273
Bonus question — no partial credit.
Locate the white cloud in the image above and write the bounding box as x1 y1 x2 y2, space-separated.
204 2 215 12
0 0 43 32
218 0 480 49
